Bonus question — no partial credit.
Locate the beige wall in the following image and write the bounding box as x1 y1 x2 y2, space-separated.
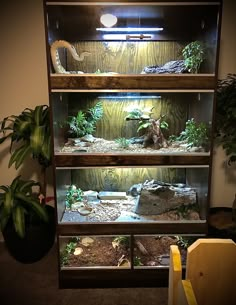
0 0 52 192
211 0 236 207
0 0 235 207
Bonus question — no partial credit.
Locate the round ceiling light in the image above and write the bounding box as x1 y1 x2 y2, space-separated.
100 14 118 27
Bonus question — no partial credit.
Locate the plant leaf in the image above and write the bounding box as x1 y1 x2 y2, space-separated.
12 205 25 238
15 193 49 223
8 144 31 169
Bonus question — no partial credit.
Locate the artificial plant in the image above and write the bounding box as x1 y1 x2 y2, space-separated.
171 118 209 149
67 102 103 138
215 73 236 164
182 41 205 73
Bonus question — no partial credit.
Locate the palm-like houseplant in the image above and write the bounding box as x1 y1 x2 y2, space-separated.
0 105 55 263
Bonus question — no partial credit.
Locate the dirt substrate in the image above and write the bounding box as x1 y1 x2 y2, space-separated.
61 236 191 268
59 138 207 155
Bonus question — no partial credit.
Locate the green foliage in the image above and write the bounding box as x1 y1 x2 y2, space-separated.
125 107 153 120
175 236 197 250
174 118 209 149
133 256 143 266
115 137 130 149
60 251 69 266
215 74 236 164
137 117 169 133
113 236 129 247
182 41 204 73
65 185 84 209
67 102 103 138
0 176 49 238
125 108 143 119
175 203 199 218
65 241 77 254
0 105 51 170
60 238 79 267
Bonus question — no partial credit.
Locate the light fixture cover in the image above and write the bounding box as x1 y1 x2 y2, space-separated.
96 27 163 32
100 14 118 27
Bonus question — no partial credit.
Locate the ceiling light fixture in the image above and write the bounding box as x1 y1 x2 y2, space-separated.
100 14 118 28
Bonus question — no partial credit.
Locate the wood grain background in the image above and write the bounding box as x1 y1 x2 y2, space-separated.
71 167 186 192
67 41 185 74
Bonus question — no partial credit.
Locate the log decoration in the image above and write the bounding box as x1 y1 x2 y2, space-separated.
141 60 188 74
50 40 91 74
143 118 168 149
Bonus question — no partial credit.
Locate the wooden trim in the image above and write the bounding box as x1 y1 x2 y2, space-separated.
46 1 221 5
50 74 216 90
59 268 169 288
57 221 208 235
54 154 210 167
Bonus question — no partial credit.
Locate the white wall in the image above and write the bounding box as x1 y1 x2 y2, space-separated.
0 0 235 207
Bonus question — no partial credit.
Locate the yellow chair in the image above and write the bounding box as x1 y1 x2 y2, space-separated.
168 239 236 305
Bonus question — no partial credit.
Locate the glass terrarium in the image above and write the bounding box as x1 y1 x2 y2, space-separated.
59 235 131 269
59 234 199 270
133 234 199 269
55 166 209 224
47 3 220 75
52 91 214 156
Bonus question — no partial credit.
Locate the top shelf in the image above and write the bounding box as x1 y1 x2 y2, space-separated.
46 1 221 4
50 74 216 91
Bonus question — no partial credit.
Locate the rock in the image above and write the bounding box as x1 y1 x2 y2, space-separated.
141 60 188 74
135 180 196 215
129 137 145 145
80 134 96 143
81 237 94 247
74 247 83 256
83 190 98 200
188 146 205 152
77 206 93 216
127 183 143 197
98 191 127 200
158 254 170 266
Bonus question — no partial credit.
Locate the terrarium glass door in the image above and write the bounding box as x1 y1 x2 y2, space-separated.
47 2 220 74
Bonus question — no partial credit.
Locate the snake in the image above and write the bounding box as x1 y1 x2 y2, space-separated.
50 40 91 74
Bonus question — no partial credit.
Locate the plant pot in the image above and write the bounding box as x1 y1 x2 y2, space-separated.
2 205 56 263
208 207 236 242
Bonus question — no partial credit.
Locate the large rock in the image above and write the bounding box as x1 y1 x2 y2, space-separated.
141 60 188 74
135 180 196 215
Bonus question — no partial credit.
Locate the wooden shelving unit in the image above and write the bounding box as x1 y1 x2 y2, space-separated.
45 0 222 288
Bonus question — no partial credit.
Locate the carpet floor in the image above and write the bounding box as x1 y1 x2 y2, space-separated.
0 242 168 305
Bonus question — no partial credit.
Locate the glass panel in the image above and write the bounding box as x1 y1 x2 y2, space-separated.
47 3 220 74
52 92 213 155
56 167 209 224
133 235 199 269
59 235 131 269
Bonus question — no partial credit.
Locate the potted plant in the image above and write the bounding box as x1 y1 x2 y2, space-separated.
0 105 55 263
215 73 236 165
208 74 236 241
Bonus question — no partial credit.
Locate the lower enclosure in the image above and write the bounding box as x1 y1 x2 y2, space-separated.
58 234 200 288
56 166 209 224
60 235 197 269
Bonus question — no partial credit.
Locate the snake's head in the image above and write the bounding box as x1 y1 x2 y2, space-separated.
70 45 91 61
